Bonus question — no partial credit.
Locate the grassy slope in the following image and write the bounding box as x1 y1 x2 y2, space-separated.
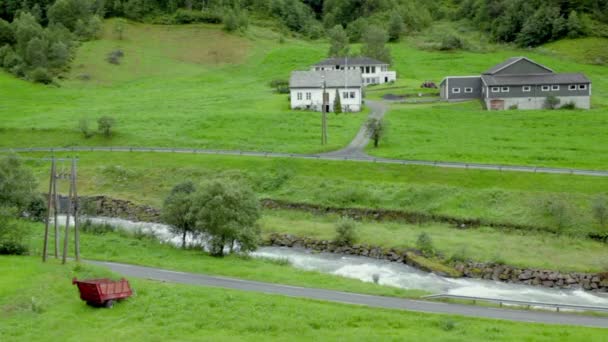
365 37 608 169
0 21 366 154
19 151 608 234
262 210 608 273
3 257 605 341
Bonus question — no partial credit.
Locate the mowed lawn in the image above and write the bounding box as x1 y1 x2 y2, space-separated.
2 257 605 341
0 20 365 154
365 39 608 169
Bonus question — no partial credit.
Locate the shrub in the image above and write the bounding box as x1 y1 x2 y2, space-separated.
542 197 573 233
334 217 358 245
25 195 46 222
173 9 222 24
448 246 469 263
78 117 93 138
416 232 434 256
561 102 577 110
223 10 248 33
439 33 464 50
544 95 560 109
0 218 30 255
508 104 518 110
97 116 116 137
29 67 53 84
592 195 608 228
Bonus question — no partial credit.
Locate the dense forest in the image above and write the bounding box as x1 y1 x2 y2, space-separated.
1 0 607 83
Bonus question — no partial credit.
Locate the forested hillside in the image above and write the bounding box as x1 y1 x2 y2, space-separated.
1 0 607 83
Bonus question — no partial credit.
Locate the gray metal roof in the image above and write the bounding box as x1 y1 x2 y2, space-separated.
289 70 362 88
481 73 591 86
483 57 553 75
313 57 387 66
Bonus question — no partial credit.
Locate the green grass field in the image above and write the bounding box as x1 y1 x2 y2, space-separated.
3 257 606 341
18 151 608 235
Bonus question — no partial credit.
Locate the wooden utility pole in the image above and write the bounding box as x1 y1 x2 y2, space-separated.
53 168 59 258
62 162 73 265
42 158 55 262
72 158 80 262
321 78 328 145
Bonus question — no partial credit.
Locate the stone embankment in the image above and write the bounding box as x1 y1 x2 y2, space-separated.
74 195 608 292
268 233 608 293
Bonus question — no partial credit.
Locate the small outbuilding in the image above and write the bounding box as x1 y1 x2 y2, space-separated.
289 69 363 112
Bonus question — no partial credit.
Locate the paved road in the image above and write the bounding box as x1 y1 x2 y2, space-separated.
89 260 608 328
320 100 387 158
4 146 608 177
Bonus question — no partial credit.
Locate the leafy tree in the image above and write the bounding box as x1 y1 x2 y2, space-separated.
48 41 69 68
334 216 357 245
333 89 342 114
516 5 561 47
567 11 586 38
0 18 15 45
192 179 260 257
346 17 367 42
12 12 43 55
388 12 405 42
365 117 385 148
223 9 248 32
97 116 116 137
162 181 198 248
48 0 94 32
360 26 391 63
113 18 127 40
327 24 348 57
25 37 48 67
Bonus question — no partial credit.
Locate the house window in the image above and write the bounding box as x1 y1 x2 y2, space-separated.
541 85 550 91
350 92 356 98
522 86 531 92
551 85 560 91
343 92 348 99
296 92 302 100
569 85 577 91
501 87 509 92
306 92 311 100
452 88 461 94
464 87 473 93
371 66 376 73
579 84 587 90
491 87 500 93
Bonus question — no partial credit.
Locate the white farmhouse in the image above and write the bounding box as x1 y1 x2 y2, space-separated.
311 57 396 86
289 69 362 112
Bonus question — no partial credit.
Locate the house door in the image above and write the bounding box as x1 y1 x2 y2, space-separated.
385 76 388 83
490 100 505 110
325 104 330 112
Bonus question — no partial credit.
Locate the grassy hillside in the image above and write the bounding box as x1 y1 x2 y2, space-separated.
1 21 607 169
0 20 365 154
3 257 605 341
365 38 608 169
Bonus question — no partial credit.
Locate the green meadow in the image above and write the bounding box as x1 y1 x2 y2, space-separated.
3 257 605 341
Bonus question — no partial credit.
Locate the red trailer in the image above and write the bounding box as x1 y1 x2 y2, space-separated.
72 277 133 308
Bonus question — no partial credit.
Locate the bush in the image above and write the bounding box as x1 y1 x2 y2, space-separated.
97 116 116 137
0 218 30 255
25 195 46 222
106 50 124 65
223 10 248 33
29 67 53 84
592 195 608 228
542 197 573 233
78 117 93 138
439 33 464 50
561 102 577 110
448 246 469 263
416 232 434 256
544 95 560 109
334 217 358 245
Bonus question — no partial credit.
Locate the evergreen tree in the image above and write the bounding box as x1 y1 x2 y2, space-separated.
361 26 391 64
333 89 342 114
327 24 349 57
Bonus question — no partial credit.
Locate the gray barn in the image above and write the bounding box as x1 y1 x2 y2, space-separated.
440 57 591 110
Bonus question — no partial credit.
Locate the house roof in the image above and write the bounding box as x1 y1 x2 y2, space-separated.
481 73 591 86
289 70 362 88
313 57 387 66
483 57 553 75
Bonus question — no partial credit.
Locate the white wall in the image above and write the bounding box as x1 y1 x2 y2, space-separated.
291 87 362 112
312 65 396 85
484 96 591 110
